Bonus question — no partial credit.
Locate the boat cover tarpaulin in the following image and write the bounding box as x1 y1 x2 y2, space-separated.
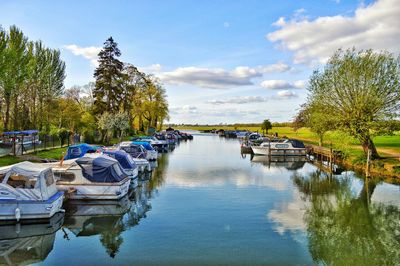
64 143 98 160
76 155 127 183
132 141 154 151
103 150 137 170
0 161 57 200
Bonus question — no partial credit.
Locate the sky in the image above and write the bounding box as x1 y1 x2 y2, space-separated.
1 0 398 124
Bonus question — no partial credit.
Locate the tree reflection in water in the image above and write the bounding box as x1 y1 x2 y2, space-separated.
292 170 400 265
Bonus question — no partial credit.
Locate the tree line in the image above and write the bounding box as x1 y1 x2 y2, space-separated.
0 26 169 143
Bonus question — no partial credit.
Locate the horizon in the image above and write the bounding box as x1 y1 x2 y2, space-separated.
1 0 398 124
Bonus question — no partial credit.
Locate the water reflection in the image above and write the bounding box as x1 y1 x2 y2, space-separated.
0 213 64 266
291 170 400 265
251 155 306 171
63 197 132 258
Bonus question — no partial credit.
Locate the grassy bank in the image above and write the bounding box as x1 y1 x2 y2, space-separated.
177 125 400 178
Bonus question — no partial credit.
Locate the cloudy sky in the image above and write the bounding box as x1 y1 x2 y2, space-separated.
1 0 398 124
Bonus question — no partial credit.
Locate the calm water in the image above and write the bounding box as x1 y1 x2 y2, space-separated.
1 132 400 265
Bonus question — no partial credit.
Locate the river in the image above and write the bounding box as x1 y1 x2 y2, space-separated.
1 132 399 265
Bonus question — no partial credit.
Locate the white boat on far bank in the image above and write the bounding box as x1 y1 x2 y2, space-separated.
251 139 307 156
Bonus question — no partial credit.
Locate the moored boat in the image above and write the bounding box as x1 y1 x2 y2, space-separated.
103 150 139 179
49 154 130 200
132 141 158 160
117 142 151 172
251 139 307 156
0 162 64 222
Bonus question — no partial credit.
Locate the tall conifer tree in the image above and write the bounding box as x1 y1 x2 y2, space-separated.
93 37 124 115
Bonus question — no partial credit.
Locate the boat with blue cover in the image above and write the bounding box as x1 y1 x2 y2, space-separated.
48 154 130 200
117 142 151 172
131 141 158 160
103 150 138 179
0 162 64 222
64 143 100 160
132 136 168 151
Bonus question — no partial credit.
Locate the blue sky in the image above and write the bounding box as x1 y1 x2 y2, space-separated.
1 0 397 124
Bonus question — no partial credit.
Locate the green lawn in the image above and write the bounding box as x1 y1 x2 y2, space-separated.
0 155 22 167
35 147 68 160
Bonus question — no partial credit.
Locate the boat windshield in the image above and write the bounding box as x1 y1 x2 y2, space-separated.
6 174 37 189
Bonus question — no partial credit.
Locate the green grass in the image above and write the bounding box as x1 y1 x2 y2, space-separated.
0 155 22 167
34 147 68 160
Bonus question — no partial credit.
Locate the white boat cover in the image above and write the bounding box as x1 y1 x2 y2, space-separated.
0 161 57 201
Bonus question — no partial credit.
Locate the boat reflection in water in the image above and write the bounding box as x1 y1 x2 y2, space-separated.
62 196 132 258
0 212 64 266
250 155 307 171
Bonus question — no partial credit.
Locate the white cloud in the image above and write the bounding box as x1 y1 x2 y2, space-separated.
293 80 307 89
64 44 101 66
170 105 198 114
267 0 400 64
158 63 291 89
207 96 268 105
277 90 297 98
261 79 306 90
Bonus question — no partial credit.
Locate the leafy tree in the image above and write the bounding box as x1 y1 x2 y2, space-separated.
97 112 114 144
293 101 336 146
113 112 130 142
93 37 124 115
2 25 28 130
307 49 400 159
261 119 272 134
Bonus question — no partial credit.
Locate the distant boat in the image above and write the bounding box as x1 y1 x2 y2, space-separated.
251 139 307 156
49 154 130 200
132 136 168 151
0 161 64 221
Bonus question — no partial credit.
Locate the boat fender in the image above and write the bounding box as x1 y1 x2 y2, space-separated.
15 207 21 222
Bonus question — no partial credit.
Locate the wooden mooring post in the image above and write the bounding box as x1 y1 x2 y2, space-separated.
365 149 371 178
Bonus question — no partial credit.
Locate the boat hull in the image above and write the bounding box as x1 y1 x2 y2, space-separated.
57 178 130 200
124 168 139 179
0 191 64 221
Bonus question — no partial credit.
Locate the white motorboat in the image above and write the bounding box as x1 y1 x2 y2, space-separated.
49 154 131 200
251 139 307 156
0 162 64 222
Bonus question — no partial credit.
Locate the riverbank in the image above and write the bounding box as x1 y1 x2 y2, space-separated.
176 125 400 179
